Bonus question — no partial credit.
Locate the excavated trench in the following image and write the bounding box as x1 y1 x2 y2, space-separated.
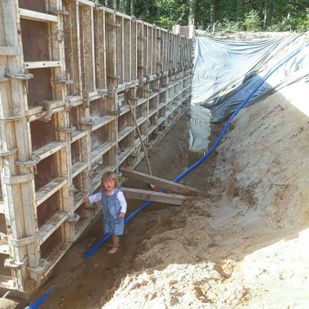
15 80 309 308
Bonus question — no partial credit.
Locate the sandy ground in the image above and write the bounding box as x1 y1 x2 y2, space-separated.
102 81 309 309
17 80 309 308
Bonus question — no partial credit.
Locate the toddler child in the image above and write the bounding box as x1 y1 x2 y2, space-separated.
83 171 127 254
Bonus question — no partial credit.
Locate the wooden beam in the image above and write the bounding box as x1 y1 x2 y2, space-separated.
122 187 195 205
19 8 58 23
121 168 200 196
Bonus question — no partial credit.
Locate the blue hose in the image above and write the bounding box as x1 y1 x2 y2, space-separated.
27 42 309 308
85 42 308 258
25 290 54 309
84 200 152 259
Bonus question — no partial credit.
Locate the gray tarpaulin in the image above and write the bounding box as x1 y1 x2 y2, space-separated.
190 33 309 151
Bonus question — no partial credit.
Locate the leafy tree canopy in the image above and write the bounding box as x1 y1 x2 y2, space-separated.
96 0 309 32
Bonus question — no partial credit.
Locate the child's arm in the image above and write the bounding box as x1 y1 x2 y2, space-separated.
83 192 101 204
117 191 127 218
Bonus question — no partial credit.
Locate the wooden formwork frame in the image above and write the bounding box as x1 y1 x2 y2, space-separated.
0 0 194 294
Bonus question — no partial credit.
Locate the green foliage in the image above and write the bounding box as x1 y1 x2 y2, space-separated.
214 18 244 32
244 10 262 32
154 0 189 28
95 0 309 33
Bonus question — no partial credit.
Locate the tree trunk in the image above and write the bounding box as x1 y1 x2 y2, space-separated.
119 0 126 12
263 0 274 29
263 0 268 30
268 0 273 27
188 0 194 26
131 0 135 16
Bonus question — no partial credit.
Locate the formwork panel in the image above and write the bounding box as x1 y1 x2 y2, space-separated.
37 192 60 229
40 226 62 259
30 118 56 151
21 19 49 61
63 0 81 96
27 68 53 108
105 12 116 88
0 214 7 234
18 0 46 12
0 0 194 294
131 21 137 81
116 16 123 84
34 154 60 191
0 255 11 276
123 19 131 83
94 9 106 89
79 5 95 94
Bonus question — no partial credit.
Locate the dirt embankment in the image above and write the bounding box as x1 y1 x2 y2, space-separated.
24 81 309 309
102 81 309 308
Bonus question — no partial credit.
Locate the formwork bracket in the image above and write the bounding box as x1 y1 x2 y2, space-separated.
54 30 65 42
50 9 69 16
4 256 29 270
107 75 120 81
52 78 73 85
67 213 80 223
0 148 17 157
0 77 10 83
10 235 35 247
69 185 78 193
107 22 121 28
57 126 76 134
16 155 40 167
98 89 109 98
38 100 65 122
4 72 33 80
83 97 90 108
28 259 49 274
2 174 34 185
80 119 95 127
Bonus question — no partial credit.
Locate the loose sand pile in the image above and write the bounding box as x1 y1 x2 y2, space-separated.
102 81 309 308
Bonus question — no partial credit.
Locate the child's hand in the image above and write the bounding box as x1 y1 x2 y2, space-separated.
119 213 125 219
83 196 89 203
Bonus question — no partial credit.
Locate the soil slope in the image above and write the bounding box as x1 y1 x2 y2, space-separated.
102 81 309 308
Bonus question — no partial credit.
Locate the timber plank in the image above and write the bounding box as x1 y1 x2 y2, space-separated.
121 168 200 196
122 187 197 205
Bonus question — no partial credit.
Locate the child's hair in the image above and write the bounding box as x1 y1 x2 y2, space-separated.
101 171 118 187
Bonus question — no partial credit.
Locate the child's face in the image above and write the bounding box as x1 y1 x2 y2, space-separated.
103 178 116 192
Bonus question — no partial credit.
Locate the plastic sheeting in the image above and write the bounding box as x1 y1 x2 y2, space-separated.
189 33 309 151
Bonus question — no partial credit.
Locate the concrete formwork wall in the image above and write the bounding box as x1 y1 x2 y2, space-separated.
0 0 193 293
